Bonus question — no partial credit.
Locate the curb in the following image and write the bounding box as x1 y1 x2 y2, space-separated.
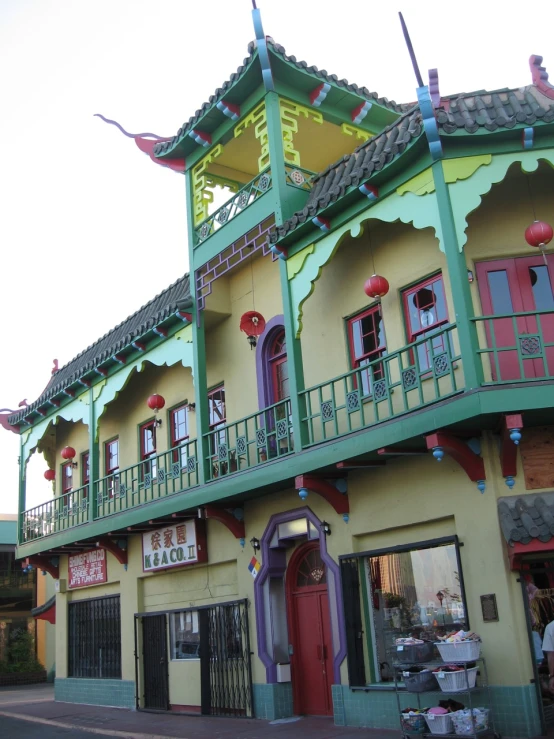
0 708 186 739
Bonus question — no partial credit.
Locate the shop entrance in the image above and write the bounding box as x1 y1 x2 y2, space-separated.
140 613 169 710
286 542 333 716
476 255 554 381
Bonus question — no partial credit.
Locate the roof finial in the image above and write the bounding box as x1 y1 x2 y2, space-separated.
398 12 424 88
251 1 275 92
252 0 257 8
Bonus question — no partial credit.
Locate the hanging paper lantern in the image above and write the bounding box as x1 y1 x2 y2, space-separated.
364 274 390 299
240 311 266 349
525 220 553 248
44 469 55 481
147 393 166 412
61 446 76 461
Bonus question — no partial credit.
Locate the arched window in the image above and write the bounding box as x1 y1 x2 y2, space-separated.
269 330 288 403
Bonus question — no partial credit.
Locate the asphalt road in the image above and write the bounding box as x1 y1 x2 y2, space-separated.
1 715 120 738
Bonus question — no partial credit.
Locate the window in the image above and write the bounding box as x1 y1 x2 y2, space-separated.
269 331 289 402
403 274 450 371
105 438 119 496
140 420 157 480
347 305 386 395
208 385 226 451
170 610 200 660
81 452 90 487
170 405 190 468
68 595 121 678
61 462 73 496
341 538 467 686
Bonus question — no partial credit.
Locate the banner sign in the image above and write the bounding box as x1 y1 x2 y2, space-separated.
68 549 107 589
142 519 207 572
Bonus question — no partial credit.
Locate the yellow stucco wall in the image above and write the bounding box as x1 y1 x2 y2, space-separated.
49 420 89 494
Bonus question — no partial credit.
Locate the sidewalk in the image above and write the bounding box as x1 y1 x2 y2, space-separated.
0 685 401 739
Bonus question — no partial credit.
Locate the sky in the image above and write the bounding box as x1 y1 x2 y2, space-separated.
1 0 554 515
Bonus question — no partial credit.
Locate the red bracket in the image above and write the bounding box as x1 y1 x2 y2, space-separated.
425 432 486 482
295 474 349 516
203 506 245 540
96 538 128 566
28 555 59 580
501 414 523 478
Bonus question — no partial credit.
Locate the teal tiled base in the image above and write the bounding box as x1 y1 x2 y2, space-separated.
253 682 293 720
332 684 541 737
55 678 135 708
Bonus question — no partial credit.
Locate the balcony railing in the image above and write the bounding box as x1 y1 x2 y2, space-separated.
472 309 554 385
22 483 90 543
0 569 35 588
204 398 293 481
300 324 462 446
95 439 198 518
284 165 315 191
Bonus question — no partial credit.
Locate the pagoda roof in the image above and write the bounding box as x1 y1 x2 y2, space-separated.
270 81 554 245
9 274 192 426
154 37 405 161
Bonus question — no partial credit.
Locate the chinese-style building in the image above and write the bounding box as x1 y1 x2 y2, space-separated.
4 8 554 734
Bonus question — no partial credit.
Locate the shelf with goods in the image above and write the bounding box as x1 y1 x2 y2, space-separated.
393 643 500 739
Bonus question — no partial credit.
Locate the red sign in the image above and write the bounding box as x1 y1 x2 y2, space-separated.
68 549 107 589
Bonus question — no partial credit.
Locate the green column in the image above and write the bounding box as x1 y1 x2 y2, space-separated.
264 91 288 226
192 307 210 485
432 161 483 390
18 438 26 544
89 387 99 521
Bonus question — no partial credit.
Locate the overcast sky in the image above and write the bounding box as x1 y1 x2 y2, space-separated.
1 0 554 515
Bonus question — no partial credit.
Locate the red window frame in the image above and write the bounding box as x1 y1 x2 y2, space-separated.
140 419 157 479
269 331 288 403
170 405 190 466
81 452 90 487
105 438 119 475
208 385 226 458
402 274 450 371
61 461 73 496
347 304 386 395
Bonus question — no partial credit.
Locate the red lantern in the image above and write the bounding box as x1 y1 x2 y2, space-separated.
240 311 266 349
147 393 165 412
364 274 390 300
44 469 55 481
61 446 76 461
525 220 553 248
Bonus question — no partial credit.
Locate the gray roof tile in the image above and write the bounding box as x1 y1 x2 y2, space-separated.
498 493 554 546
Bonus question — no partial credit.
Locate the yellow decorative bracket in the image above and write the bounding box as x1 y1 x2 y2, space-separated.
191 144 223 225
234 102 269 172
280 99 323 167
341 122 372 142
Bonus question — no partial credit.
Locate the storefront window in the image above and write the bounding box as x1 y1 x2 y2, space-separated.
170 610 200 660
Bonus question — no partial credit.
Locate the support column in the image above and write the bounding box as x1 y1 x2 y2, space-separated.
89 388 99 520
18 439 26 544
432 161 483 390
192 306 210 485
264 91 288 227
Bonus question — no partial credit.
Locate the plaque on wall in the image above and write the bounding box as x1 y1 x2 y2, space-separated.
142 519 207 572
480 593 498 622
68 548 107 589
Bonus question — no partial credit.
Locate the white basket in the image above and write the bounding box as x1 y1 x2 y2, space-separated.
434 667 478 693
425 713 454 734
451 708 489 735
435 641 481 662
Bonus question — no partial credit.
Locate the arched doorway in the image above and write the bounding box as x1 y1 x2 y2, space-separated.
286 541 333 716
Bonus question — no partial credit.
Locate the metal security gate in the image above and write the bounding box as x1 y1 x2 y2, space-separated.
138 613 169 710
200 600 253 717
69 595 121 679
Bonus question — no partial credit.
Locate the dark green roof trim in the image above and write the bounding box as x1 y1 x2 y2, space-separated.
10 275 192 427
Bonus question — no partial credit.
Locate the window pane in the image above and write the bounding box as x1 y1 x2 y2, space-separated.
406 278 447 337
143 425 155 456
208 388 226 428
529 266 554 310
107 440 119 472
487 270 514 314
172 407 188 444
366 542 466 683
171 610 200 659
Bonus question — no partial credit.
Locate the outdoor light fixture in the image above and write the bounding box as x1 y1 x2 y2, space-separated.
250 537 260 552
467 269 474 283
321 521 331 536
186 402 196 412
154 418 163 428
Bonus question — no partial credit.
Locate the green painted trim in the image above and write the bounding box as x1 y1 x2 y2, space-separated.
192 308 210 485
358 556 376 683
264 92 288 227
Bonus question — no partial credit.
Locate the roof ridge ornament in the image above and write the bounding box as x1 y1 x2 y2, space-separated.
251 1 275 92
529 55 554 100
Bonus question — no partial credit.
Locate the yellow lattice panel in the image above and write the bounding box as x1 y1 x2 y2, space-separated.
341 123 372 142
234 102 269 172
191 144 223 225
280 99 323 167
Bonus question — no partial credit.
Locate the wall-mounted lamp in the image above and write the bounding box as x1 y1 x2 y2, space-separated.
250 537 260 553
321 521 331 536
186 402 196 412
154 418 163 428
467 269 474 283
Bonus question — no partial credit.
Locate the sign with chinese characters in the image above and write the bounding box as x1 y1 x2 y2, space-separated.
68 549 107 589
142 519 207 572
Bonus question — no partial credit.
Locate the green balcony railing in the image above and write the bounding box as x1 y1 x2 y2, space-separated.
204 398 293 481
95 439 198 518
300 324 462 446
21 483 90 543
472 309 554 385
284 164 316 191
194 168 272 246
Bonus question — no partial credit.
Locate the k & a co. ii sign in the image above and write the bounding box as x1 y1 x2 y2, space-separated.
142 519 207 572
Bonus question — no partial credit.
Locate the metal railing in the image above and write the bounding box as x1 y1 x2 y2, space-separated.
194 168 272 245
21 483 90 543
300 324 462 446
95 439 198 518
284 164 315 191
204 398 293 481
472 309 554 385
0 569 35 588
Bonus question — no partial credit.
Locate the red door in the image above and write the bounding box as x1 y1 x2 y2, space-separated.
476 255 554 381
286 543 333 716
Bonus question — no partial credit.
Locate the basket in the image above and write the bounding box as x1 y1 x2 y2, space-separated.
435 641 481 662
401 713 427 734
396 642 436 664
434 666 478 693
425 712 454 734
402 668 440 693
451 708 489 735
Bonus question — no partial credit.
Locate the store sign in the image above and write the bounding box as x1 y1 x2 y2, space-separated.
142 519 206 572
68 549 107 589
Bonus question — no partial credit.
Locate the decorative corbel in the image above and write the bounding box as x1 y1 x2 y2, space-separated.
96 538 128 567
28 555 59 580
425 432 486 491
530 55 554 100
200 506 245 540
312 216 331 232
351 101 372 124
310 82 331 108
295 474 349 521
